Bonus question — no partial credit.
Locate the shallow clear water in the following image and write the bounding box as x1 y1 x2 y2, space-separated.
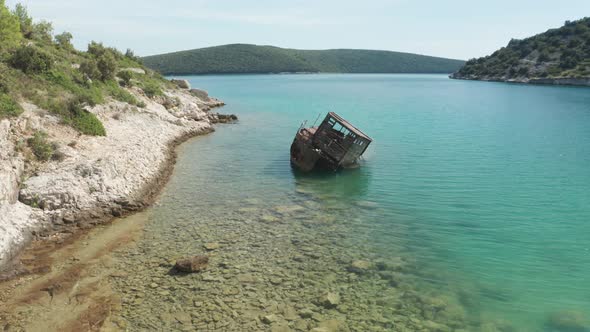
115 74 590 331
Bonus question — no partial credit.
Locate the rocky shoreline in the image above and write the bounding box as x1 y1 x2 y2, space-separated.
450 74 590 87
0 81 232 274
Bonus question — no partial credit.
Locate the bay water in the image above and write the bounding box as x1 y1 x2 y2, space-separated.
113 74 590 331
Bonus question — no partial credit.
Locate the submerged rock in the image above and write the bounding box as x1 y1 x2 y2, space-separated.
237 273 259 283
260 214 279 223
546 310 590 332
204 242 220 251
262 314 281 324
174 255 209 273
348 260 372 274
271 324 293 332
317 319 348 332
274 205 305 215
319 292 340 308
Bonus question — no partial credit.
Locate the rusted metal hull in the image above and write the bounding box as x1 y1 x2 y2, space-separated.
290 130 362 172
290 112 372 172
290 128 323 172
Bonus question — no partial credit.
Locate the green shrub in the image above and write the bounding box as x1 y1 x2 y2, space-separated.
27 131 54 161
11 3 32 38
44 68 78 91
75 86 104 106
117 70 133 86
10 45 53 73
124 48 141 63
0 93 23 118
97 52 117 81
87 41 106 57
0 71 10 93
54 31 73 50
0 1 22 50
142 81 163 98
66 99 106 136
105 81 139 105
31 20 53 43
79 59 101 81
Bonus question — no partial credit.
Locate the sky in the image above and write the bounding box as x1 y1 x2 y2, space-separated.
5 0 590 60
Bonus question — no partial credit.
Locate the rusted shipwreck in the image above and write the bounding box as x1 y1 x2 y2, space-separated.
290 112 373 172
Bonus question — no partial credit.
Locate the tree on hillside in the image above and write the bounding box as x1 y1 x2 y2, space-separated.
97 52 117 81
125 48 141 62
31 20 53 43
79 59 101 81
55 31 73 50
10 45 52 73
0 0 22 50
88 41 107 57
12 3 32 38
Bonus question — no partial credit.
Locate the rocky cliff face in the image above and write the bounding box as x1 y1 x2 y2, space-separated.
0 86 226 271
0 119 40 270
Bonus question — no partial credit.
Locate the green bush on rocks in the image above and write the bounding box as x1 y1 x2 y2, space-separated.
97 52 117 81
142 81 163 98
79 59 101 81
0 93 22 118
54 31 73 50
27 131 54 161
66 99 106 136
118 70 133 87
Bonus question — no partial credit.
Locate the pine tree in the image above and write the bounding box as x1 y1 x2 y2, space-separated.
0 0 23 50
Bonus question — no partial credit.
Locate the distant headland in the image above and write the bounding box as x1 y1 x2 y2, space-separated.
451 17 590 87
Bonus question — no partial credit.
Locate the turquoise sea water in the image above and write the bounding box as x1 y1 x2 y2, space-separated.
120 74 590 331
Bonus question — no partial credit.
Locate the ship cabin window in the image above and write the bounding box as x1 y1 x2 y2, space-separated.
332 122 351 136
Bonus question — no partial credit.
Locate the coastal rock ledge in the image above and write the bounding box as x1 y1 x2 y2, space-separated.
450 74 590 87
0 86 227 272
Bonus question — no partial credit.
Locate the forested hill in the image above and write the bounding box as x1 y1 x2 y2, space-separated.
142 44 465 75
0 1 172 135
452 18 590 84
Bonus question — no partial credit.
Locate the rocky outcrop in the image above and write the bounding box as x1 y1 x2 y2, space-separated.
121 67 146 75
529 77 590 86
0 203 43 269
0 120 45 269
190 88 210 101
171 79 191 89
209 113 238 124
0 86 226 272
0 120 24 204
450 74 590 87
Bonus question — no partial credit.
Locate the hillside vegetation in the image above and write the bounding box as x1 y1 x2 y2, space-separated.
0 0 171 135
142 44 465 75
452 18 590 82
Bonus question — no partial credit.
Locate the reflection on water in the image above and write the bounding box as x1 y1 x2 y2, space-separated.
293 166 372 203
111 74 590 331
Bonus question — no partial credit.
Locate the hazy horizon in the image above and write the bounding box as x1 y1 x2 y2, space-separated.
6 0 590 60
